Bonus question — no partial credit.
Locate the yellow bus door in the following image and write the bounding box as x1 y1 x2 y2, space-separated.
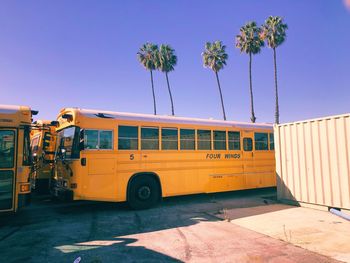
242 131 259 188
0 129 17 212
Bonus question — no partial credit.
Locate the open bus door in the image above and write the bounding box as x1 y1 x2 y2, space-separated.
0 129 17 212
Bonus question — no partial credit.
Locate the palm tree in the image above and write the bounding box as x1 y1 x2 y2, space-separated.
202 41 228 121
157 44 177 116
137 43 159 115
261 16 288 124
236 21 264 123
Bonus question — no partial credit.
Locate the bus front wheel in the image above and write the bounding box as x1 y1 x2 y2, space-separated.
128 175 160 210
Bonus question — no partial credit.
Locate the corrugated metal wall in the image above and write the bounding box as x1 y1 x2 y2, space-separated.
274 114 350 210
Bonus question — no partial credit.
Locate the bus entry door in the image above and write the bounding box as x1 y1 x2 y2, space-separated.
0 129 16 212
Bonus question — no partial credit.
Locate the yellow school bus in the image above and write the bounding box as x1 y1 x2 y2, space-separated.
53 108 275 209
30 120 57 193
0 105 37 213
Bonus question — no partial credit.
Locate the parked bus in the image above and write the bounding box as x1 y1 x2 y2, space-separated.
30 120 57 193
53 108 275 209
0 105 37 213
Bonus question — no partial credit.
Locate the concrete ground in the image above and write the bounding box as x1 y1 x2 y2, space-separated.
0 188 341 263
214 203 350 263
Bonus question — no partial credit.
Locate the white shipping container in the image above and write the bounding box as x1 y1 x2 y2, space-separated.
274 113 350 210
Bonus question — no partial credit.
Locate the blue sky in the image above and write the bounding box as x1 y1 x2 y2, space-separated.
1 0 349 123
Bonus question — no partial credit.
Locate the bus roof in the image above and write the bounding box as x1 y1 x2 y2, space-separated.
59 107 273 129
0 104 22 114
0 104 36 126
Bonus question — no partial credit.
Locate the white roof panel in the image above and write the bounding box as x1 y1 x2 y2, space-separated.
0 104 21 114
77 108 273 129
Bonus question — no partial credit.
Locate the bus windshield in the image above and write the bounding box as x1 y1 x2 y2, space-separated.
56 126 80 159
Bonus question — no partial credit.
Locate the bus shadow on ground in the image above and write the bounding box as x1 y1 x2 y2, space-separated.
0 199 214 262
0 187 289 226
0 188 298 262
53 237 183 263
50 187 284 216
47 189 295 262
34 203 219 262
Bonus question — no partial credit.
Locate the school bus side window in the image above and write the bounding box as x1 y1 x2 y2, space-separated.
269 133 275 150
180 129 195 150
162 128 178 150
141 127 159 150
255 132 268 150
228 131 240 150
85 130 98 149
197 130 211 150
100 131 113 149
118 126 138 150
84 130 113 150
213 130 226 150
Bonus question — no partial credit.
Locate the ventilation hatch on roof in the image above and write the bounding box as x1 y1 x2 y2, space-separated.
95 113 114 119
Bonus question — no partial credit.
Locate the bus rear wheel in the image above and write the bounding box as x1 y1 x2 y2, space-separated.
128 175 160 210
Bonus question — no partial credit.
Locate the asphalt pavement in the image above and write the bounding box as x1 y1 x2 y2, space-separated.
0 188 340 263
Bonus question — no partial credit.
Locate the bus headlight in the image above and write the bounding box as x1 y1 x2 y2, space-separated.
63 181 68 188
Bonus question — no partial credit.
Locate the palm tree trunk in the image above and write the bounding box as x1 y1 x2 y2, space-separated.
249 52 256 123
273 47 279 124
165 72 175 116
150 70 157 115
215 71 226 121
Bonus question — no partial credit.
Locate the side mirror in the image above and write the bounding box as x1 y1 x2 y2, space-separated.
32 153 38 163
61 148 66 159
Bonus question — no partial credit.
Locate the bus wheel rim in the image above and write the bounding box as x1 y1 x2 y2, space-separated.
137 186 151 200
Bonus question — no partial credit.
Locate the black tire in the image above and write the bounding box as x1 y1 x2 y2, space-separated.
128 175 160 210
